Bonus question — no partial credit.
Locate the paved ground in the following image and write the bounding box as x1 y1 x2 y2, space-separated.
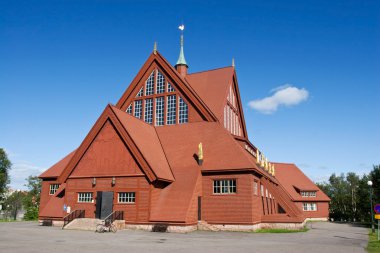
0 221 368 253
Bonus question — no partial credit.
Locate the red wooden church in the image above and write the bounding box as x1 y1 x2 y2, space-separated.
39 33 329 231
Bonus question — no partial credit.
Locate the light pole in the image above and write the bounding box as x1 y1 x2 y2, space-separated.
368 181 375 233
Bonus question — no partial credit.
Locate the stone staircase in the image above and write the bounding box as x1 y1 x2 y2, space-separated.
63 218 126 231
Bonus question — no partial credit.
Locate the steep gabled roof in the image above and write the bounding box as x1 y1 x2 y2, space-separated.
186 67 234 121
116 51 217 122
57 104 174 183
39 150 76 179
273 163 330 202
186 67 248 138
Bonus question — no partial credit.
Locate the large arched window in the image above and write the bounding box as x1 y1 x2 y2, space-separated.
126 69 189 126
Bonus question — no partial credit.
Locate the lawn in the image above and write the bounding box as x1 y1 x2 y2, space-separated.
367 231 380 253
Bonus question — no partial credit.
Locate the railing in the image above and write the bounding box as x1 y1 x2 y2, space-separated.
62 209 85 228
104 211 124 226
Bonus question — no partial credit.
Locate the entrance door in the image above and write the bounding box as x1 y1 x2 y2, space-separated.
95 191 114 219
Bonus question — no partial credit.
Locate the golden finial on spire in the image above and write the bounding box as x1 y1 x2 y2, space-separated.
272 164 275 177
153 42 157 55
265 157 269 171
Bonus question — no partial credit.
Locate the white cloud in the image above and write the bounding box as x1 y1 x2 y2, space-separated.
248 85 309 114
9 163 45 190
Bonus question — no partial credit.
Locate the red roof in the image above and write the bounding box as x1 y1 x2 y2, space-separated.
186 67 234 122
274 163 330 202
111 106 175 182
39 150 76 178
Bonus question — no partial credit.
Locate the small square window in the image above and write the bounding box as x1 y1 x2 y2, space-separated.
49 184 60 195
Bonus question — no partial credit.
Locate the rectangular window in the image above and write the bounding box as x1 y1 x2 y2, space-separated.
178 97 188 123
118 192 136 203
78 192 93 203
301 191 317 197
134 100 142 119
144 98 153 124
213 179 236 194
155 97 164 126
49 184 60 195
253 181 258 195
145 71 155 96
261 185 264 197
303 202 317 211
156 72 165 94
167 95 176 125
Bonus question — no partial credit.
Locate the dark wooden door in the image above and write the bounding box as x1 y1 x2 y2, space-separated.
95 191 114 219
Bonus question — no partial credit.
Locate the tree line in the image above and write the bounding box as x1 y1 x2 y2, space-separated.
317 165 380 222
0 148 41 220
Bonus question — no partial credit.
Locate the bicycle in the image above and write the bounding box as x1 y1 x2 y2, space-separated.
95 220 117 233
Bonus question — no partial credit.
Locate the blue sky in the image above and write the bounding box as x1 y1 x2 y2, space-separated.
1 0 379 189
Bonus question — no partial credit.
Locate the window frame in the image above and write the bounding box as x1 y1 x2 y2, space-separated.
118 192 136 204
49 184 60 195
213 179 237 195
77 192 93 203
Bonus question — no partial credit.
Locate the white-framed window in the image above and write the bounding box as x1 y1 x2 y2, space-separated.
136 87 144 97
144 98 153 124
134 100 142 119
178 97 188 123
126 103 132 114
118 192 136 203
145 71 155 96
156 71 165 94
49 184 60 195
155 97 164 126
303 202 317 211
167 95 176 125
167 83 175 92
261 185 264 197
301 191 317 197
213 179 236 194
266 189 268 198
78 192 93 203
253 181 258 195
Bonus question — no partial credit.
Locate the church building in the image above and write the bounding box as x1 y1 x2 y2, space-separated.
38 32 329 231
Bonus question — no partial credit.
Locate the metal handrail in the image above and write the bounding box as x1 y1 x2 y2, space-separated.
62 209 85 228
104 211 124 226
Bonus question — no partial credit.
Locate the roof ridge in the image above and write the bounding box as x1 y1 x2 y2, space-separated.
187 66 233 76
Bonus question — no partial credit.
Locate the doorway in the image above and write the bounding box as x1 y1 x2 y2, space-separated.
95 191 114 219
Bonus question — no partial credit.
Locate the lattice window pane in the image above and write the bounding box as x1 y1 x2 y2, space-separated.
126 104 132 114
134 100 142 119
167 83 175 92
155 97 164 126
213 179 236 194
144 98 153 124
78 192 93 203
49 184 60 195
118 192 135 203
136 87 143 97
178 97 188 123
145 71 155 96
167 95 176 125
156 71 165 94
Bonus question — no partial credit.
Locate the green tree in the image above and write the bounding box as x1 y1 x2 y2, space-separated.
4 190 25 220
0 148 11 201
23 175 42 220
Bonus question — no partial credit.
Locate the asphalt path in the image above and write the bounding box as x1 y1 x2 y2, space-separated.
0 221 368 253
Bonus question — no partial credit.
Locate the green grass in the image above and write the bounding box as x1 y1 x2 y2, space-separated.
367 231 380 253
255 227 309 233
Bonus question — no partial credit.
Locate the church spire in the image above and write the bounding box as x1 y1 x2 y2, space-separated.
175 24 188 78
